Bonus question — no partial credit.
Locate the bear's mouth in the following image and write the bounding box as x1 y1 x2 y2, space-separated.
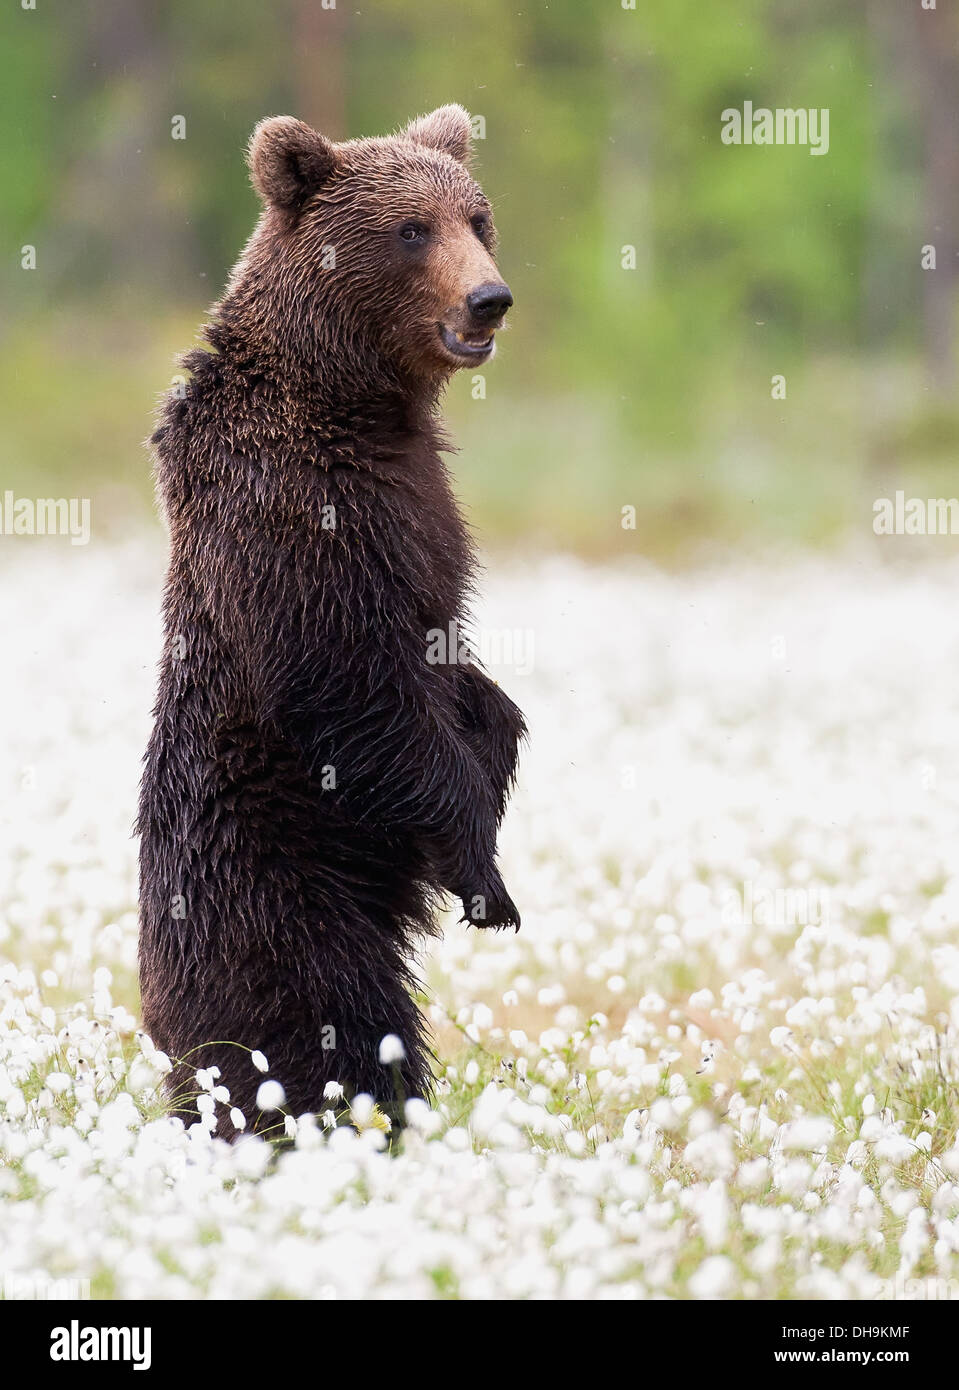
438 324 496 360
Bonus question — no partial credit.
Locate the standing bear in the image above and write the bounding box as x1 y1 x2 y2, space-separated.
138 105 525 1136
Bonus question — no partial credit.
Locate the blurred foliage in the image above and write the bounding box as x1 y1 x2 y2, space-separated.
0 0 957 557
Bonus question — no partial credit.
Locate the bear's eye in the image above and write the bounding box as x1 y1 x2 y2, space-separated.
471 214 489 240
397 221 429 245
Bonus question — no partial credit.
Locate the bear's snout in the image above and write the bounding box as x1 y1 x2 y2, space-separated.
437 278 512 364
466 281 513 325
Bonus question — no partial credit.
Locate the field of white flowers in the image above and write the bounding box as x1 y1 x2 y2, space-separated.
3 537 959 1300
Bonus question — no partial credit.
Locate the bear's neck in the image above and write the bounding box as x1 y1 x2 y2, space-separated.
205 286 446 445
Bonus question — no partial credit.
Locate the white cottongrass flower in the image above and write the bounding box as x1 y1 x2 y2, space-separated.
255 1080 286 1112
689 1256 735 1299
378 1034 405 1065
250 1051 269 1073
404 1098 439 1133
780 1117 834 1152
349 1093 373 1127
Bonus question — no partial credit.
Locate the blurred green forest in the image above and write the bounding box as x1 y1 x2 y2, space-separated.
1 0 958 557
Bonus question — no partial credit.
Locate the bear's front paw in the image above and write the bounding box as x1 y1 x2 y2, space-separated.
459 870 520 931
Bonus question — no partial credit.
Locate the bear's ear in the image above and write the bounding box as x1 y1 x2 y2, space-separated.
247 116 338 214
404 104 473 164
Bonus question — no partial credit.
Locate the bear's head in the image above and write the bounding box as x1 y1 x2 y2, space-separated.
238 105 512 394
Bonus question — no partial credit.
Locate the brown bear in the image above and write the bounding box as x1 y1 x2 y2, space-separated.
137 105 525 1137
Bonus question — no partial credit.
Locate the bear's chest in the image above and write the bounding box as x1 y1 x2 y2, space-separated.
301 448 472 614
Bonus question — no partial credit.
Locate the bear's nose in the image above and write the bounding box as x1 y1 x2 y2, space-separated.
467 282 513 324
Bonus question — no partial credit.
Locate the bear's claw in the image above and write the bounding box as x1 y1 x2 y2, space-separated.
459 871 521 931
